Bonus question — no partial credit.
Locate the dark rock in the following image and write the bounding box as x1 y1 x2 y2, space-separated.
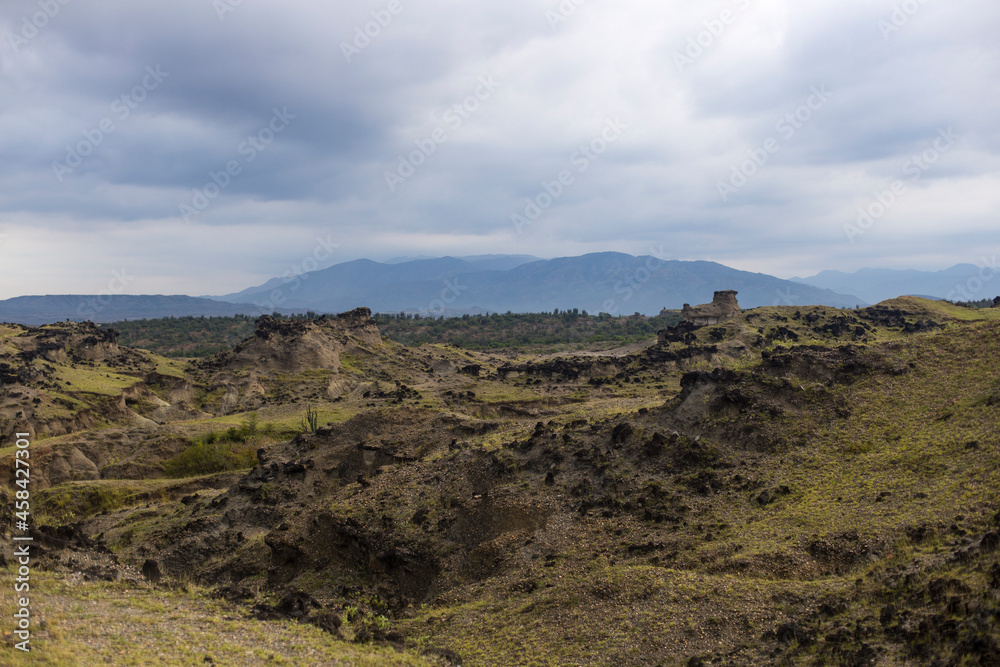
825 626 852 644
610 423 634 446
282 462 307 475
818 598 848 617
776 621 810 644
644 432 667 457
310 610 342 636
141 559 162 583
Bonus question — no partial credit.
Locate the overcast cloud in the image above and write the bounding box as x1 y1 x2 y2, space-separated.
1 0 998 298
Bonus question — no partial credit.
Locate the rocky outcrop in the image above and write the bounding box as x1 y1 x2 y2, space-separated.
8 321 123 364
202 308 382 374
681 290 741 326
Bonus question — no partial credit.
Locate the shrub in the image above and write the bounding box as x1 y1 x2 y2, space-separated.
163 439 256 477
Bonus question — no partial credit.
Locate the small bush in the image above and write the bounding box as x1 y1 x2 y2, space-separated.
163 439 256 477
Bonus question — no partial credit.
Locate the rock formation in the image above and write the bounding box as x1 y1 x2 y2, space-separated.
681 290 741 326
204 307 382 374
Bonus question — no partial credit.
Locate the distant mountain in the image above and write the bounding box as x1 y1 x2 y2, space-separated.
0 295 270 326
793 264 995 304
213 253 864 315
215 257 480 309
0 255 867 325
384 254 540 271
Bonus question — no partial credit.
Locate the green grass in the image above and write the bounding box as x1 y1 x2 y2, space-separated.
0 569 438 666
162 439 257 478
47 363 142 395
148 353 190 377
33 476 230 524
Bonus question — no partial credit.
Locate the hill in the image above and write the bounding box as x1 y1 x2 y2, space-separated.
0 255 865 325
213 253 865 314
0 294 271 326
2 299 999 665
794 263 997 304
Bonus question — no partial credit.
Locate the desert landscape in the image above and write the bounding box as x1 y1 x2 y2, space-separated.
2 296 999 665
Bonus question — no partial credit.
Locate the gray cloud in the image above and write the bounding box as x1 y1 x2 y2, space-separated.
1 0 999 299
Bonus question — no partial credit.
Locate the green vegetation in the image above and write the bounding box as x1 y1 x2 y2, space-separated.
102 310 684 357
302 404 319 433
163 439 256 477
9 297 1000 666
163 414 267 477
48 363 141 395
375 309 684 349
0 569 437 666
106 314 257 357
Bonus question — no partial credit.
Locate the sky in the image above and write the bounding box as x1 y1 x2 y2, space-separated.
1 0 998 299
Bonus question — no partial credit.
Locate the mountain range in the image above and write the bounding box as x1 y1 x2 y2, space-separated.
212 252 862 316
3 253 994 326
792 263 996 304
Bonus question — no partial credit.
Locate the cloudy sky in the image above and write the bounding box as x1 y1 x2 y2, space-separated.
1 0 998 299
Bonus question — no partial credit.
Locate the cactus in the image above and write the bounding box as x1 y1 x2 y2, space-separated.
303 404 319 434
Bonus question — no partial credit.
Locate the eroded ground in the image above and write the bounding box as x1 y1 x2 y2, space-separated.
2 299 1000 665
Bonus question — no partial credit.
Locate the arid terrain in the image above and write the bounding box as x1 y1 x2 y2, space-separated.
2 298 999 666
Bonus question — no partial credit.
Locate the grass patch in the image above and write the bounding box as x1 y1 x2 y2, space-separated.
48 364 142 396
0 569 437 666
34 479 177 524
163 438 256 478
